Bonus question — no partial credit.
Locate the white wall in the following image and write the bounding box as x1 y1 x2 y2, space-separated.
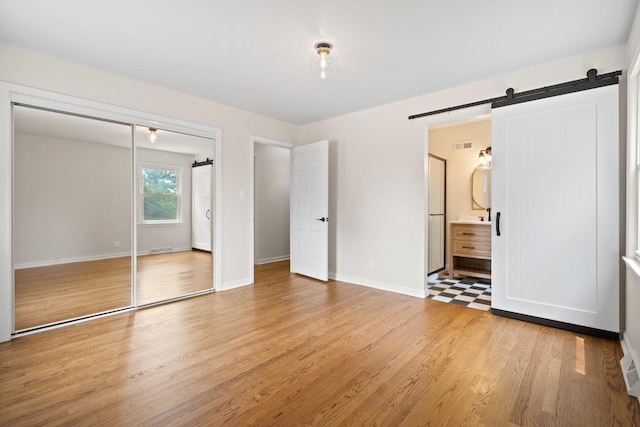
299 44 627 298
254 143 290 264
13 132 198 267
14 132 132 267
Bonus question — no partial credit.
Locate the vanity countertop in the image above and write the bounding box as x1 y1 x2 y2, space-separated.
449 220 491 225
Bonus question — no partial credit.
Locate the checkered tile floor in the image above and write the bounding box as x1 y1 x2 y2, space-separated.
426 274 491 311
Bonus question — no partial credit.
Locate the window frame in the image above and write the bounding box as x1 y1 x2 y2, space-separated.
138 163 183 225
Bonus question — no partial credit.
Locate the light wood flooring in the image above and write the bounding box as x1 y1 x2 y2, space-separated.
14 250 213 330
1 261 638 426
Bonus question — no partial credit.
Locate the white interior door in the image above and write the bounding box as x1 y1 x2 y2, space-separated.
290 140 329 281
492 84 619 333
192 163 212 251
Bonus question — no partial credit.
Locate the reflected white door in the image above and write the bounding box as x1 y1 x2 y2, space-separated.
492 84 619 332
290 140 329 281
192 163 212 251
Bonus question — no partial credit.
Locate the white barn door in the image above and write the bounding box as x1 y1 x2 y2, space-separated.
491 84 619 333
192 163 212 252
290 140 329 281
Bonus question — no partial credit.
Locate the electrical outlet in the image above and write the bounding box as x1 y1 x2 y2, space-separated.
369 259 375 269
114 240 120 247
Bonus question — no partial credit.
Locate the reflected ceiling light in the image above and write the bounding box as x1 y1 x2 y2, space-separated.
477 146 492 170
149 128 157 143
310 41 336 79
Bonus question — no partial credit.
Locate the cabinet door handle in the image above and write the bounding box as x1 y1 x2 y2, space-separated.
496 212 501 236
462 232 476 236
462 246 475 249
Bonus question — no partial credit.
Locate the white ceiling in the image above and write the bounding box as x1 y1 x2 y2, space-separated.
14 106 215 159
0 0 638 125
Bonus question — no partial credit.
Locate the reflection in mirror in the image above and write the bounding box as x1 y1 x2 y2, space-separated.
13 105 133 331
135 126 214 305
472 167 491 210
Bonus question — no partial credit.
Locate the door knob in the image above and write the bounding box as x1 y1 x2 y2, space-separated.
315 217 328 222
205 209 210 220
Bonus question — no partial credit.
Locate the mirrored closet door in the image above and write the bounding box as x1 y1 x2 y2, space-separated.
134 126 214 305
13 105 133 331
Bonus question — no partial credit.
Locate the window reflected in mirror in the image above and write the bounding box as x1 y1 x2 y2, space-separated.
135 126 214 306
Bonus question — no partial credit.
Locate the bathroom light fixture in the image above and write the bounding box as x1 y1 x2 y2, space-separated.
149 128 157 143
477 146 492 169
310 41 336 79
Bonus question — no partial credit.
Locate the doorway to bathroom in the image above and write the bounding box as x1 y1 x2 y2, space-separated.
426 117 492 311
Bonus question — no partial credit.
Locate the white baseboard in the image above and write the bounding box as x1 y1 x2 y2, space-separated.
256 255 290 265
15 251 133 269
137 246 192 256
330 273 427 299
218 277 252 292
15 247 195 269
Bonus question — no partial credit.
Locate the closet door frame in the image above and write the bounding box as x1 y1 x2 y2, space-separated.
0 82 222 342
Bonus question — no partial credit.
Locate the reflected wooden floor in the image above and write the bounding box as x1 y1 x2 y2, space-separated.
2 261 638 425
14 250 213 330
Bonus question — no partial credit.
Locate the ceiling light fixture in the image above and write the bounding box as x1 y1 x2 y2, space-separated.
149 128 157 143
310 41 336 79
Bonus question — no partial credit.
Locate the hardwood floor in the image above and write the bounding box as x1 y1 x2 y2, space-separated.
2 261 638 426
14 251 213 330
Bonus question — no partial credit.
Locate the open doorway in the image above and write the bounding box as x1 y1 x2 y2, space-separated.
425 116 492 311
250 137 294 282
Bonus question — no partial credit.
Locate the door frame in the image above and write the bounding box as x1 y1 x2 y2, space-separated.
422 104 492 289
249 135 295 284
427 153 447 275
0 82 223 342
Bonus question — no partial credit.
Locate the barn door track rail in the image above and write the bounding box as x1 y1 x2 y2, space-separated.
408 69 621 120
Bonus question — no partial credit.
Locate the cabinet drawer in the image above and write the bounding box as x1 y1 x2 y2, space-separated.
451 239 491 258
453 224 491 241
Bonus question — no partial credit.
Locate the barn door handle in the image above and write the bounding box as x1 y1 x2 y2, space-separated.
316 217 328 222
496 212 501 236
205 209 210 220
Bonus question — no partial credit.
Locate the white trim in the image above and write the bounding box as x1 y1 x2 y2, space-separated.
218 277 252 291
136 246 192 256
422 104 492 290
14 251 133 270
624 256 640 279
251 135 295 149
0 85 13 341
249 135 295 285
256 255 290 265
0 81 223 342
330 273 427 299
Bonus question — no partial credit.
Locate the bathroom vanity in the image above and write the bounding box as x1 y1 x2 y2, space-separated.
448 221 491 279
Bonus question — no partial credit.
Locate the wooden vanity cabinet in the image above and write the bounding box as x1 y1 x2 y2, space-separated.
448 222 491 279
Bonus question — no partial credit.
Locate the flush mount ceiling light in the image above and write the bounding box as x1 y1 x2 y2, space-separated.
149 128 157 143
477 146 492 170
310 41 336 79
